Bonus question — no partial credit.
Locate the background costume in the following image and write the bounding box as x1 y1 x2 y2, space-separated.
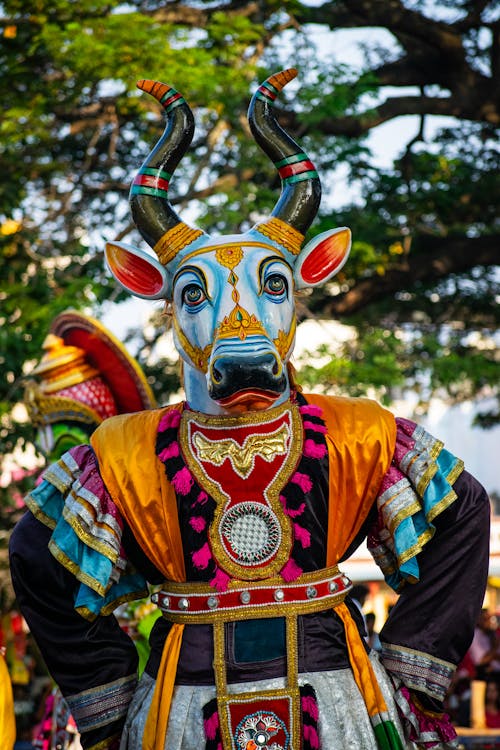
12 310 155 750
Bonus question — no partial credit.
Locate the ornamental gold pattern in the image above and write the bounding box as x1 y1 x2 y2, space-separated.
258 217 304 256
154 223 204 266
215 305 268 342
215 245 243 270
179 402 303 581
173 316 212 373
192 424 289 479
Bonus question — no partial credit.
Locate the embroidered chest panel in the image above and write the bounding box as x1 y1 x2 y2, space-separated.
179 402 303 580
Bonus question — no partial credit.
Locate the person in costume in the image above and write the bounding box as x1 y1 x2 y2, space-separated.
10 69 490 750
18 311 156 750
24 310 156 463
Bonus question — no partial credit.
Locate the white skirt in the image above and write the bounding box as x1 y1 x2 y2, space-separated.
120 653 417 749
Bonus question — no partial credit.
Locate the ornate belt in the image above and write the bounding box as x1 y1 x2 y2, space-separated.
151 565 352 623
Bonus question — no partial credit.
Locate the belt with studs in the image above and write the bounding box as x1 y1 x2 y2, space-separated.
151 565 352 623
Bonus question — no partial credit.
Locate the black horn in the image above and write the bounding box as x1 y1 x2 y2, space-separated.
248 69 321 236
130 80 204 265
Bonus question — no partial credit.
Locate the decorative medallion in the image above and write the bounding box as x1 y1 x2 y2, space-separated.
220 502 281 566
179 401 303 580
235 711 288 750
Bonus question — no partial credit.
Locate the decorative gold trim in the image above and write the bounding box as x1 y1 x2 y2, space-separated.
179 241 286 267
61 503 120 563
158 584 350 624
48 541 107 596
192 424 289 479
172 315 212 373
78 588 149 620
214 613 302 750
274 317 296 361
179 401 303 580
24 389 103 427
24 492 57 531
257 217 304 256
50 311 156 409
215 245 243 270
161 564 340 593
446 459 464 487
214 304 268 342
154 223 204 266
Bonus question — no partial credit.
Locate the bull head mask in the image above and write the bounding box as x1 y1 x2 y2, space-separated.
106 69 351 414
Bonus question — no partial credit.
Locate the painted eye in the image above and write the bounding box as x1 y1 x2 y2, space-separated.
263 274 287 296
182 284 206 307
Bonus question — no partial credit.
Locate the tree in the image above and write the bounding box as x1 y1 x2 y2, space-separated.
1 0 498 493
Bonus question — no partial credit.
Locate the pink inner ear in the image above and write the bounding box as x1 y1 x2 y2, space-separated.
106 244 165 296
300 229 350 285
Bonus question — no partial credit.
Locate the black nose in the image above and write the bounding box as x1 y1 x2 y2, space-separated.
209 352 285 400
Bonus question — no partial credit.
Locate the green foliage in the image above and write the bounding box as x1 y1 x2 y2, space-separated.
0 0 498 527
298 328 406 405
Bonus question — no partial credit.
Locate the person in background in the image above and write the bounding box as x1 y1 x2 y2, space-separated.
17 311 156 750
365 612 382 652
484 680 500 729
468 609 500 681
349 584 370 637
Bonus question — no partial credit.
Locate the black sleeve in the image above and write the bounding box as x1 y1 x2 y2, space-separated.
9 510 139 750
380 470 490 706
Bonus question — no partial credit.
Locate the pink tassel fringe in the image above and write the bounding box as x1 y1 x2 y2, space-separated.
302 420 327 434
302 695 320 721
303 439 327 459
192 542 212 570
279 495 306 519
291 471 313 493
158 409 181 432
303 724 320 749
189 515 207 533
280 557 303 581
157 441 180 462
204 711 219 740
294 522 311 548
211 566 231 592
299 404 323 417
172 466 193 495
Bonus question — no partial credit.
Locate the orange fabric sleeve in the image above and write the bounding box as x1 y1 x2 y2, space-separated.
90 406 186 583
305 394 396 565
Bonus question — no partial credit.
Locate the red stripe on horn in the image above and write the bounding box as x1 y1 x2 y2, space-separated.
134 174 170 191
278 161 316 178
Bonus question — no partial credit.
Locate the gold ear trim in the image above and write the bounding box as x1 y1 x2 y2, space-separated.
257 218 304 256
154 224 204 266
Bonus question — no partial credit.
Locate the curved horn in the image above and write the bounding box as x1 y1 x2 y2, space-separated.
130 80 204 265
248 68 321 236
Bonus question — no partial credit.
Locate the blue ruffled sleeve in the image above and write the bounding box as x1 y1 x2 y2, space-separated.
368 417 464 591
25 445 148 620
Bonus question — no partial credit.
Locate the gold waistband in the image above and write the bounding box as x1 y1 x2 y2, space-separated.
151 565 352 624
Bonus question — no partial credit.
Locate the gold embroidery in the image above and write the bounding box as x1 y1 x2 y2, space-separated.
179 401 303 580
193 423 289 479
179 241 286 267
213 614 302 750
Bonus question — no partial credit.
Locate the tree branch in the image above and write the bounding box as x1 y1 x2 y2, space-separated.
322 234 500 316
